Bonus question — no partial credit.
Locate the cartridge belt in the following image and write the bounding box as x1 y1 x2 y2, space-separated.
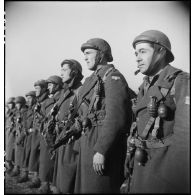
135 134 173 149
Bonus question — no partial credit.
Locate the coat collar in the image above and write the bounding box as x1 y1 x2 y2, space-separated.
37 91 49 103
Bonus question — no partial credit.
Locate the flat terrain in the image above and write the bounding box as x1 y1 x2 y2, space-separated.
5 172 40 194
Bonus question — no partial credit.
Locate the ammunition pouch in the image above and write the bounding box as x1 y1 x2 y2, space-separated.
86 110 106 127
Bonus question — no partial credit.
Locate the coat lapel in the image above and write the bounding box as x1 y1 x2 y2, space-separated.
57 88 71 109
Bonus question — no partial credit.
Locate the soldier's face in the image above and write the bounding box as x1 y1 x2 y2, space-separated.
61 64 72 83
16 103 22 110
83 49 98 71
35 85 42 97
135 43 154 74
26 96 34 107
48 82 56 94
8 103 14 109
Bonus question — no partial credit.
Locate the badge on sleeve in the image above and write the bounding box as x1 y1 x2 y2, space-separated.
112 76 120 80
185 96 190 105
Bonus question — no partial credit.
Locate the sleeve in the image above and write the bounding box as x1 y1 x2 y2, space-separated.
164 72 190 192
93 72 130 156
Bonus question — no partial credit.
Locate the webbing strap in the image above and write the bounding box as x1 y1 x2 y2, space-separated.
151 116 160 137
140 117 156 139
135 134 173 149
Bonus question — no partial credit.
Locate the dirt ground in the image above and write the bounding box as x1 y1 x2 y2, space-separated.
5 172 41 194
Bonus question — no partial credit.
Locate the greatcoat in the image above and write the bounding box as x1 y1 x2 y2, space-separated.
74 64 135 193
130 65 190 193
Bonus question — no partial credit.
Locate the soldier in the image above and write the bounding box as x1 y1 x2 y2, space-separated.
5 97 16 173
17 91 36 183
52 59 83 193
73 38 135 193
10 96 28 177
28 80 49 188
125 30 190 193
38 75 63 193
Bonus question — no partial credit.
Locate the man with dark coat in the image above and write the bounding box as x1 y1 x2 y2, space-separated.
10 96 28 177
52 59 83 194
5 97 16 173
125 30 190 193
17 91 36 183
28 79 49 188
38 75 63 193
74 38 135 193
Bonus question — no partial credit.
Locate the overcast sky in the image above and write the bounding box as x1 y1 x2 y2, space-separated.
5 1 190 100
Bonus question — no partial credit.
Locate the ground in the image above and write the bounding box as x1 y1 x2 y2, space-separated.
5 172 41 194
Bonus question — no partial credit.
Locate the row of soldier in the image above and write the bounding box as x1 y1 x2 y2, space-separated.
5 30 190 193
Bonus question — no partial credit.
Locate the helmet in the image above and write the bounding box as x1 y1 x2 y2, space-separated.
7 97 15 104
15 96 26 105
61 59 82 74
46 75 63 85
34 79 48 88
81 38 113 62
132 30 174 62
25 91 36 97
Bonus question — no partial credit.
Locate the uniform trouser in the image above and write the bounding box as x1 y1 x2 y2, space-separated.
6 130 16 162
22 133 32 169
28 131 41 172
39 136 54 182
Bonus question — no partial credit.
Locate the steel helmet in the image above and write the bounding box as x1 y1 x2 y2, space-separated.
7 97 15 104
15 96 26 105
25 91 36 97
81 38 113 62
34 79 48 89
46 75 63 86
133 30 174 62
61 59 82 74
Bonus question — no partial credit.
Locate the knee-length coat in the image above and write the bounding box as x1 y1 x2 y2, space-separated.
130 65 190 193
74 64 135 193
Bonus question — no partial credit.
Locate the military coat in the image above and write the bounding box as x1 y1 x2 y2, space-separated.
130 65 190 193
28 91 48 172
14 106 28 168
5 108 16 161
22 104 36 169
74 64 134 193
39 90 61 182
53 82 82 193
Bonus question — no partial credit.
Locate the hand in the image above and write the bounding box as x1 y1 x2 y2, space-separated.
124 154 130 178
93 152 105 175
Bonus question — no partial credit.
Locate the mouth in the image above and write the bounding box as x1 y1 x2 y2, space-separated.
138 64 144 68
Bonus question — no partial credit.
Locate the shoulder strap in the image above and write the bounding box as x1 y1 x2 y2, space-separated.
102 67 115 83
160 70 182 99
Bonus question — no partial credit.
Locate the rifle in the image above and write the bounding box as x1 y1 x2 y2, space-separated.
49 100 83 157
41 104 59 146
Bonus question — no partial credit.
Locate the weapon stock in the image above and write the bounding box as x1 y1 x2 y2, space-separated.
50 126 81 154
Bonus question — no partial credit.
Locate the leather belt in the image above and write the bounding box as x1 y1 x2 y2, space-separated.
135 134 173 149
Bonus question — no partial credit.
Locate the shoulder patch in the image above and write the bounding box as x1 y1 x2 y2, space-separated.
185 96 190 105
111 76 121 80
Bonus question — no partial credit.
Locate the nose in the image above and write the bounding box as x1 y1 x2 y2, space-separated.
136 54 142 63
84 55 88 61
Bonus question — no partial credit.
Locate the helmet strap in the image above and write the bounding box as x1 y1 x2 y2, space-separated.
144 44 167 76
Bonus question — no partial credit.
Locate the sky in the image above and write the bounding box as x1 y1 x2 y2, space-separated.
5 1 190 100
